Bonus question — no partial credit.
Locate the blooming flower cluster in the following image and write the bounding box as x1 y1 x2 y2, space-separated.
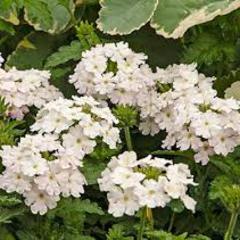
69 42 157 106
0 134 86 215
0 66 62 119
98 151 197 217
69 43 240 165
141 64 240 165
0 96 120 214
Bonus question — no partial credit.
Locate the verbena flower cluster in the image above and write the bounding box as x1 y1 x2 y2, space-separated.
98 151 197 217
69 42 157 106
0 65 62 119
69 43 240 165
0 96 120 214
148 64 240 165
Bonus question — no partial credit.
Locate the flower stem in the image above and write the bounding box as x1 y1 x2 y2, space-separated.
124 126 133 151
151 150 194 160
224 211 239 240
146 207 154 230
137 208 146 240
168 212 175 232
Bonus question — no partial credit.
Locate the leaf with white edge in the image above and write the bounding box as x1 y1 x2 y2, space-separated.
45 41 82 68
24 0 74 34
151 0 240 39
225 81 240 100
97 0 159 35
0 0 22 25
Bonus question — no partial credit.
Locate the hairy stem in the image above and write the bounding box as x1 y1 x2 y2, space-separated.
146 207 154 230
124 126 133 151
168 212 175 232
137 208 146 240
224 211 238 240
151 150 194 160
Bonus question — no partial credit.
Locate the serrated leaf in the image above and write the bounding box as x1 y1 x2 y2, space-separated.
151 0 240 39
0 195 22 207
24 0 74 34
0 208 24 224
97 0 158 35
45 40 82 68
51 198 104 216
82 160 107 185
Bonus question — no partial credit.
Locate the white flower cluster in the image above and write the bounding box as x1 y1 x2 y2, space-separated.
69 43 240 165
0 134 86 215
0 96 120 214
98 151 196 217
69 42 157 106
0 67 62 119
31 96 121 150
140 64 240 165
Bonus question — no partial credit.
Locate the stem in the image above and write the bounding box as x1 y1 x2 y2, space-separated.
146 207 154 230
137 208 146 240
151 150 194 160
124 126 133 151
168 212 175 232
224 211 239 240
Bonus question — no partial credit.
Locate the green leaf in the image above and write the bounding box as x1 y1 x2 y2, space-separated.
182 32 235 67
0 19 15 35
0 0 22 25
151 0 240 39
97 0 158 35
168 199 185 213
0 208 25 224
50 198 104 216
44 40 82 68
6 32 65 69
23 0 74 34
82 159 107 185
0 195 22 207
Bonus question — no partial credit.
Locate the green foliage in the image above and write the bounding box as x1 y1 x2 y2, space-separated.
76 21 101 49
0 2 240 239
146 231 210 240
97 0 158 35
113 105 139 128
97 0 240 38
107 225 134 240
182 32 235 70
44 40 82 68
210 175 240 212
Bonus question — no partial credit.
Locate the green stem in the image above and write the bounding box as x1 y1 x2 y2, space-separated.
224 211 239 240
137 208 146 240
151 150 194 160
168 212 175 232
124 126 133 151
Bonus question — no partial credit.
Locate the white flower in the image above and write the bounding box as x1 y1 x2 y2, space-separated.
21 156 48 177
112 167 145 189
59 169 87 198
108 188 140 217
181 194 197 213
0 170 31 194
24 186 60 215
0 67 62 119
134 178 170 208
98 151 197 216
62 125 96 158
